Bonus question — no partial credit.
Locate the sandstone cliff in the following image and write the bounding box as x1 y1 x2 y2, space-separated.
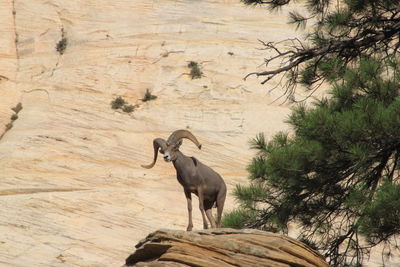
0 1 298 266
0 0 397 266
124 228 329 267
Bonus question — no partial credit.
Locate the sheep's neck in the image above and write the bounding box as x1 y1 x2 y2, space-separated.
172 151 196 187
172 151 188 172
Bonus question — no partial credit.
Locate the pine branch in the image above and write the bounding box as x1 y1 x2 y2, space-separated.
245 21 400 84
241 0 290 7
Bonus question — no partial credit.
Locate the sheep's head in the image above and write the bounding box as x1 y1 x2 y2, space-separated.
141 129 202 169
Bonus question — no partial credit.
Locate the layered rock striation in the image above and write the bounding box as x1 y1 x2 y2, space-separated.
1 0 396 266
125 228 329 267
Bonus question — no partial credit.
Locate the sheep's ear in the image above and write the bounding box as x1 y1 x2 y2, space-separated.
174 140 183 149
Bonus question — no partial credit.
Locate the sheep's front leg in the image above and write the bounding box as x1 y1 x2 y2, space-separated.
184 190 193 231
197 186 208 229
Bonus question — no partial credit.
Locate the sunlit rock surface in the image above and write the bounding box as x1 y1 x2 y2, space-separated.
0 0 397 266
124 228 329 267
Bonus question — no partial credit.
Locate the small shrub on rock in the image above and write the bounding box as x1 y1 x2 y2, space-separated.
111 96 126 109
142 89 157 102
11 114 18 121
111 96 138 114
56 37 67 55
187 61 203 79
122 104 137 113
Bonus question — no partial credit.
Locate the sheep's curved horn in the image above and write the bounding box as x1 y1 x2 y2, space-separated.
141 138 167 169
167 129 202 149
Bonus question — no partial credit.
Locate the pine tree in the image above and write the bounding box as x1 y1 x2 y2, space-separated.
226 58 400 265
242 0 400 101
224 0 400 265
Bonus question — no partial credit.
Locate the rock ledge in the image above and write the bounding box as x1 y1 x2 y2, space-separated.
124 228 328 267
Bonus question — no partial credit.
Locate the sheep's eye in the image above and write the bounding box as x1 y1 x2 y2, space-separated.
159 149 165 154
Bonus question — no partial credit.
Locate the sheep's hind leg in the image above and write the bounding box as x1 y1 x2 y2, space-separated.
197 186 208 229
216 188 226 228
204 200 217 228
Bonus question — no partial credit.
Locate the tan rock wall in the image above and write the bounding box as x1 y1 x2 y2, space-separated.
0 0 397 266
0 1 298 265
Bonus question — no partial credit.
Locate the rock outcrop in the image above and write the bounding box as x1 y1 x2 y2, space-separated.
124 228 329 267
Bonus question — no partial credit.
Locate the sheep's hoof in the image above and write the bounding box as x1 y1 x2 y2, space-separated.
203 224 208 230
186 226 193 232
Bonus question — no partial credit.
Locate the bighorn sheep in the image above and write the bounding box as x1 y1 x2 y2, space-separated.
141 129 227 231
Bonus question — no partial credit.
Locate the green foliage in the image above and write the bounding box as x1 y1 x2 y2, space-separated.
297 235 319 251
241 0 400 98
0 103 23 140
318 58 345 83
249 132 266 151
236 0 400 264
9 102 22 123
227 58 400 265
122 104 135 113
111 96 126 109
240 0 263 6
142 89 157 102
325 10 352 33
299 64 317 86
110 96 137 113
288 11 308 29
56 37 67 55
11 114 18 121
359 181 400 244
187 61 198 69
241 0 290 9
222 208 256 229
187 61 203 79
234 183 268 208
